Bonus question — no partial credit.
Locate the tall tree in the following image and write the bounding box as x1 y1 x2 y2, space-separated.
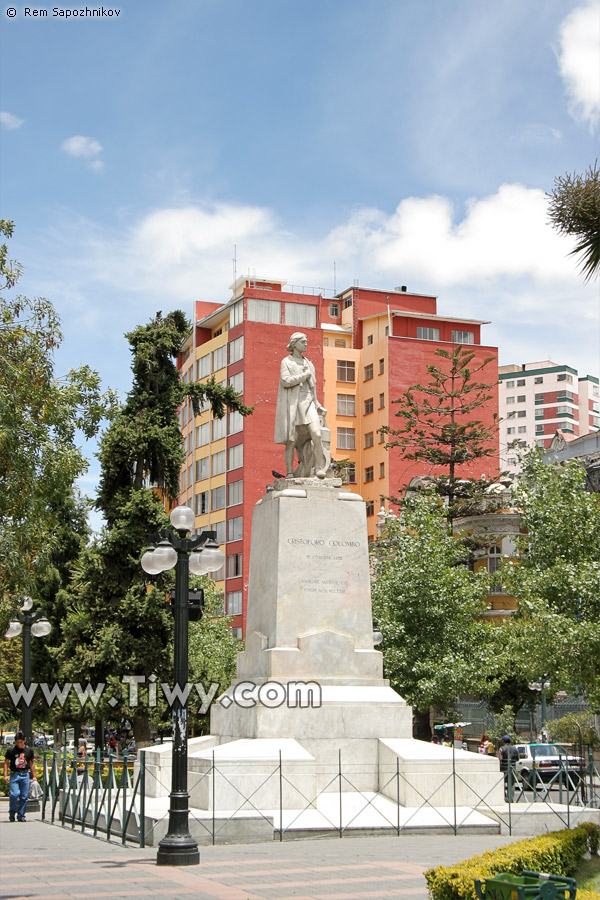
59 312 252 745
0 221 113 604
381 345 498 524
548 161 600 282
502 450 600 708
371 493 493 737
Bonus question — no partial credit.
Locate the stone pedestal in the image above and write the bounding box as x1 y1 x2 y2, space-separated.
211 481 411 744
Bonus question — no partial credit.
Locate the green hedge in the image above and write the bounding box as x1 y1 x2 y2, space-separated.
424 822 600 900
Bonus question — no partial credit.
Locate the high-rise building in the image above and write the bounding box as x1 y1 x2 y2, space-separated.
498 361 600 474
177 276 499 636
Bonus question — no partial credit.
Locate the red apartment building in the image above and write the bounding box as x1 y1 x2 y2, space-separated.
176 276 499 637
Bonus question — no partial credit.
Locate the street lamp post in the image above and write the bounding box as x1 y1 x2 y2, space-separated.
4 597 52 747
528 677 551 741
141 505 224 867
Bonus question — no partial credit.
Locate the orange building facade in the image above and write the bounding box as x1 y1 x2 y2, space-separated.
176 277 500 637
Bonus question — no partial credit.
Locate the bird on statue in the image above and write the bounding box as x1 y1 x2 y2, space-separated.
272 470 285 479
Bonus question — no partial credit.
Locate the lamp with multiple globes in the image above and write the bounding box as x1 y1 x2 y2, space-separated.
4 596 52 747
141 506 223 867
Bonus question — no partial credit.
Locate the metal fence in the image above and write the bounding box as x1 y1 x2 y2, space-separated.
40 745 600 847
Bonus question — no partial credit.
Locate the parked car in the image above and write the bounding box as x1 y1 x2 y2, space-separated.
514 743 584 787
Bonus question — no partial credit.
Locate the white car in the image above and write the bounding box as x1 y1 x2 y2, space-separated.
515 743 584 788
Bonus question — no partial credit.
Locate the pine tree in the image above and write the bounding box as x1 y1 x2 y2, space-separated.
382 344 498 524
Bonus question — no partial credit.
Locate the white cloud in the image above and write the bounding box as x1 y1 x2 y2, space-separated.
61 135 103 157
557 0 600 129
61 135 104 171
0 111 24 129
35 186 599 382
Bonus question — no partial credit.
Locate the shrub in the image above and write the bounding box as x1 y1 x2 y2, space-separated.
424 823 600 899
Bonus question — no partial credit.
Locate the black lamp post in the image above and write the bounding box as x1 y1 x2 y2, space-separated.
5 597 52 747
141 505 224 867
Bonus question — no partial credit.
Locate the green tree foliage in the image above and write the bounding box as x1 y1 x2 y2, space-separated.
371 493 492 726
59 311 252 744
0 222 113 603
381 345 498 523
502 451 600 709
548 161 600 282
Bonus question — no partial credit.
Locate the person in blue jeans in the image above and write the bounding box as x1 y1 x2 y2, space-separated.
3 732 37 822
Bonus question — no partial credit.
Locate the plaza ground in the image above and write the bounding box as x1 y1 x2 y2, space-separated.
0 811 525 900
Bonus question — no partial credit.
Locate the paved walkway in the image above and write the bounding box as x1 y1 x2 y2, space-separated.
0 812 523 900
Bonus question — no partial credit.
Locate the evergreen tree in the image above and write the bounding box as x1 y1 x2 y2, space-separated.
381 345 498 524
59 311 252 745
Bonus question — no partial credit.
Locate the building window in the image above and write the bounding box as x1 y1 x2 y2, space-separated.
517 379 526 387
212 345 227 372
247 298 281 324
379 358 384 375
557 390 573 402
517 411 526 418
507 457 516 465
228 411 244 435
197 354 211 379
417 326 440 340
212 417 226 441
557 405 573 416
228 444 243 470
505 380 515 388
227 553 243 578
334 338 347 348
337 394 356 415
229 299 243 328
364 466 374 483
379 392 385 409
557 373 573 383
211 450 226 476
195 491 209 515
337 360 355 382
196 423 209 446
379 430 385 443
337 427 356 450
451 330 474 344
211 485 226 510
506 396 515 404
535 393 544 402
364 432 374 448
284 302 317 328
340 462 356 483
364 364 374 381
323 337 329 346
488 545 503 594
365 500 374 516
182 402 188 426
384 326 389 336
196 457 209 481
517 395 526 403
535 409 544 419
517 426 526 434
507 427 515 435
228 480 243 506
342 294 352 309
229 336 244 364
534 376 543 384
227 516 243 541
329 302 340 317
364 397 374 415
379 462 385 478
226 590 243 616
367 334 373 345
180 469 187 492
535 424 544 434
229 371 244 395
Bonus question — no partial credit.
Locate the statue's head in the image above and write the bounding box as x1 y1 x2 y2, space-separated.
287 332 308 353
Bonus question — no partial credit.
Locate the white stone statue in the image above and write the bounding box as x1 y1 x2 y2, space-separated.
274 332 328 478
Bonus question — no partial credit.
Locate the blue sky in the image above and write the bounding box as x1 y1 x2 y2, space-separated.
2 0 599 505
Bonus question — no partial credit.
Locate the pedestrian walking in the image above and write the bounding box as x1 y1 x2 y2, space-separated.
3 731 37 822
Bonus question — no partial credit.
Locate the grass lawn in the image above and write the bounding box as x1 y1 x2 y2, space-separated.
576 854 600 892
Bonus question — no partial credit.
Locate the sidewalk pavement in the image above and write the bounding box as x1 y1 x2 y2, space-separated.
0 811 523 900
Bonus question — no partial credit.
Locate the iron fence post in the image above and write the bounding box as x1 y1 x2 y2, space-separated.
279 749 283 842
140 749 146 849
338 750 343 838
